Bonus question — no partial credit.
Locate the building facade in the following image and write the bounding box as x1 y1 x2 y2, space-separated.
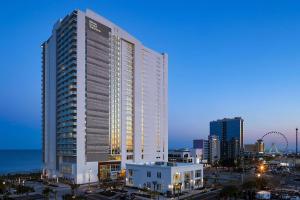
189 148 204 164
208 135 220 164
126 162 203 195
244 144 256 153
210 117 244 160
42 9 168 184
168 149 193 163
192 139 209 161
256 139 265 154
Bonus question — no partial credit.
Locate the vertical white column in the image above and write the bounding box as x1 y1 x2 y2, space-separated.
162 53 168 162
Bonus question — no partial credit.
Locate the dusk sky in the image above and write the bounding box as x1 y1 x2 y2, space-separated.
1 0 300 150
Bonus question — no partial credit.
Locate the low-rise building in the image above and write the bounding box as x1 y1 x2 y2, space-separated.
244 144 257 153
126 162 203 195
244 144 257 157
168 149 194 163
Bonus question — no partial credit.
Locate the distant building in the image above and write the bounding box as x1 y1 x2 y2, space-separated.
126 162 203 195
244 144 257 153
193 139 209 160
210 117 244 160
244 144 257 157
168 149 193 163
208 135 220 164
256 139 265 154
190 148 204 164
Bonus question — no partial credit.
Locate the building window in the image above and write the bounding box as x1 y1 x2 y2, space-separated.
147 171 151 177
127 155 133 160
146 182 151 188
111 164 121 172
195 179 202 187
157 171 161 179
157 183 162 191
195 170 202 178
128 169 133 176
128 177 133 185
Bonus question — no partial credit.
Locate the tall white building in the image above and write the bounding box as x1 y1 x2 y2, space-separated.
42 9 168 184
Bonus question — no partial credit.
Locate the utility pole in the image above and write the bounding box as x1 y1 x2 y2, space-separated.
296 128 298 156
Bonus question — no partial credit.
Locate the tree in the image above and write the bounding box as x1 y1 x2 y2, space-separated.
242 180 256 200
255 177 268 190
16 185 34 195
43 187 52 199
242 180 256 190
70 183 80 197
0 180 7 194
220 185 239 199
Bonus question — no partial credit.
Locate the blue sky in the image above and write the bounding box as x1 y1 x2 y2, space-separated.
1 0 300 150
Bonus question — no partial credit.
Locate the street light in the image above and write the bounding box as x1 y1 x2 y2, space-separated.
257 173 261 178
260 165 264 172
88 168 92 191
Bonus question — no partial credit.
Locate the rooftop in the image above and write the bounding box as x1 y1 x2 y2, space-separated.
211 117 243 123
169 148 190 152
127 162 199 168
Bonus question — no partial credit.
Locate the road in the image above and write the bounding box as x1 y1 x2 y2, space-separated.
189 189 220 200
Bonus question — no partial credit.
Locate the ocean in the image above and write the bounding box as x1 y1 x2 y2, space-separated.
0 150 42 175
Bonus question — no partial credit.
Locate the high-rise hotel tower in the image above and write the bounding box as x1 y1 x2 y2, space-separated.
42 9 168 184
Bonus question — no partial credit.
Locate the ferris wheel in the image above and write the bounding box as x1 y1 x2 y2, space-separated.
260 131 289 154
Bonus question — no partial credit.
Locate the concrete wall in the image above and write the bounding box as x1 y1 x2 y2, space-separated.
76 10 98 184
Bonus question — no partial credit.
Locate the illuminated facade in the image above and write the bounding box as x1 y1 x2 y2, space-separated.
126 162 203 194
42 9 168 184
256 139 265 154
208 135 220 164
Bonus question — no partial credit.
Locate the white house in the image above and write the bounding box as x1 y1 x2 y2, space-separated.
126 162 203 194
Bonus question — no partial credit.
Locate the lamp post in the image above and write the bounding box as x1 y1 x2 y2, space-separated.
257 173 261 178
259 165 264 173
88 168 92 191
296 128 298 156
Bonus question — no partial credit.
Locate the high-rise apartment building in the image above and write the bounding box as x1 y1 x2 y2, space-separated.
42 9 168 184
210 117 244 160
208 135 220 164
